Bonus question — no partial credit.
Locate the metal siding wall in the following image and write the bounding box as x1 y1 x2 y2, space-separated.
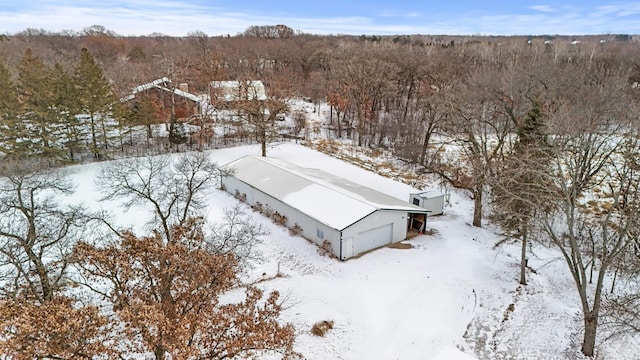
222 176 341 257
221 176 255 204
221 176 409 259
354 224 393 254
342 210 409 257
251 190 340 256
423 196 444 215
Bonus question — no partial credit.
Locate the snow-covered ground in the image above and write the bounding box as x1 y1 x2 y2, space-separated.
63 142 639 359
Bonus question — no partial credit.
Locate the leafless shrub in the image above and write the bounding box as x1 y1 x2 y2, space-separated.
272 211 287 226
263 206 274 218
289 224 302 236
317 240 333 257
234 189 247 203
252 201 264 213
311 320 334 337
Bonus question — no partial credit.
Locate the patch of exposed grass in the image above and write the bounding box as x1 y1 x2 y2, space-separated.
387 242 413 249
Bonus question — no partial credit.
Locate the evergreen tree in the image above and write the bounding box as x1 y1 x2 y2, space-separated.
52 63 84 161
16 49 65 161
74 47 116 159
516 101 549 152
168 119 188 151
131 95 157 141
0 61 24 157
111 99 145 152
491 101 553 285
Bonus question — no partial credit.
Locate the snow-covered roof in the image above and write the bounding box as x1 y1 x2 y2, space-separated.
170 87 201 103
221 156 428 230
122 77 202 103
210 80 267 101
413 190 444 199
132 77 170 93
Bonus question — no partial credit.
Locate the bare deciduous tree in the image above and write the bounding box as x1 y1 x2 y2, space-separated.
207 206 268 265
440 65 513 227
537 57 636 356
330 46 398 146
0 162 87 301
599 135 640 340
95 152 219 243
238 81 289 157
243 25 295 39
0 160 113 359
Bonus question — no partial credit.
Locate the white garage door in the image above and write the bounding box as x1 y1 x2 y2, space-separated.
355 223 393 255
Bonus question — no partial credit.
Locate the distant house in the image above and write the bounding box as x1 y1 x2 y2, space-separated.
209 80 267 107
220 156 429 260
122 77 204 122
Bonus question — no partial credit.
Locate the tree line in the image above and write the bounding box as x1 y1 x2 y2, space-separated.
0 46 142 162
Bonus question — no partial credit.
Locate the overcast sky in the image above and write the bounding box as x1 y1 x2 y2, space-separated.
1 1 640 37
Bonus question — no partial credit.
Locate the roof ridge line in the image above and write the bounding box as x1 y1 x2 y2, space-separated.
252 156 384 209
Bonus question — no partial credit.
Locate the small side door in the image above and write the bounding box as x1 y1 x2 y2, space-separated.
342 237 354 260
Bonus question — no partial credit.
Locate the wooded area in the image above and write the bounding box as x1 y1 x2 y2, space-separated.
1 25 640 358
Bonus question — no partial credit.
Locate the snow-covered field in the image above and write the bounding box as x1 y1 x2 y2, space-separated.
64 142 639 360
